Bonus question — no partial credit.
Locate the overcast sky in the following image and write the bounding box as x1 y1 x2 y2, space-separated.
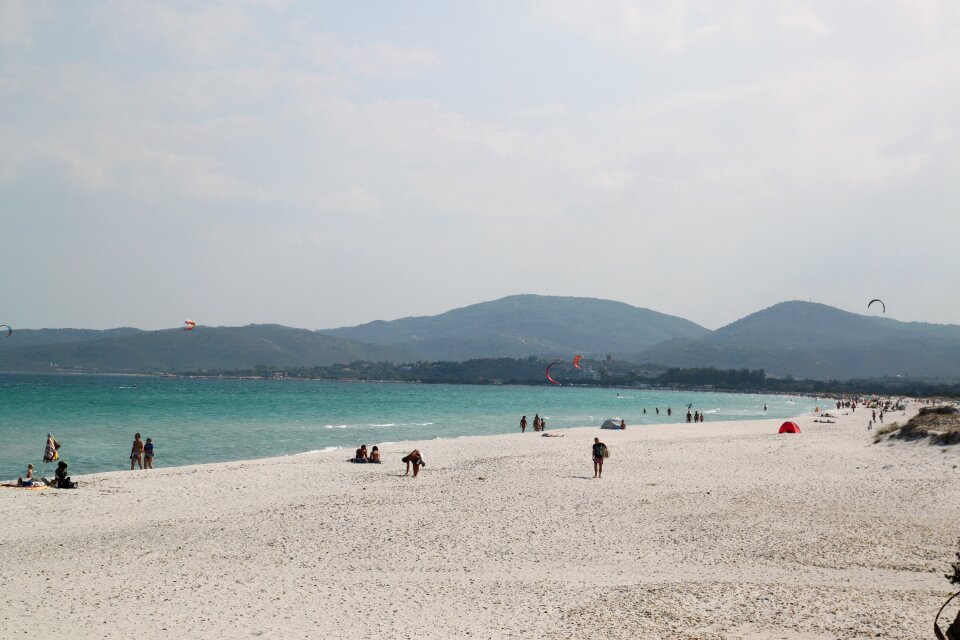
2 1 958 331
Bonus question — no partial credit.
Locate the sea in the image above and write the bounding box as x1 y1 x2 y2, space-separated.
0 374 818 480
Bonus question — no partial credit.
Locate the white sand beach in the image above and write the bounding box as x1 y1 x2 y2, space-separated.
2 405 958 639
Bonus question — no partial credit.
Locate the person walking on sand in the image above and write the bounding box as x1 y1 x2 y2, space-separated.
402 449 425 477
592 437 607 479
144 438 155 469
130 433 144 470
520 416 527 433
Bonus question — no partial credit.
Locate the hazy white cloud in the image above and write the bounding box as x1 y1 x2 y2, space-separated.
0 0 51 49
778 0 829 36
2 1 959 330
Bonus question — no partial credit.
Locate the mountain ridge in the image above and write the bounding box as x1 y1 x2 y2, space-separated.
2 298 960 380
322 294 709 360
634 301 960 380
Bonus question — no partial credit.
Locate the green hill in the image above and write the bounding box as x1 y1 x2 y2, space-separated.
634 301 960 380
0 324 414 373
322 294 709 360
0 327 144 350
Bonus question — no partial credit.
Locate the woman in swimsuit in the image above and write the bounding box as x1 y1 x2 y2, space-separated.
144 438 155 469
17 464 34 487
130 433 144 470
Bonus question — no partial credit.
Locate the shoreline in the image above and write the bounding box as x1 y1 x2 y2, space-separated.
0 375 812 480
3 403 957 638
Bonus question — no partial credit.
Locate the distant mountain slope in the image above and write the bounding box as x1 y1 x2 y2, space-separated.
0 327 144 350
322 294 709 360
0 325 413 373
635 301 960 380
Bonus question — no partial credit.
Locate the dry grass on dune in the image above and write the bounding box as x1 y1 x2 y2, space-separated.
875 406 960 445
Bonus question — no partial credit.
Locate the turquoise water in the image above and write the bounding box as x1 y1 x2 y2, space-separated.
0 374 815 480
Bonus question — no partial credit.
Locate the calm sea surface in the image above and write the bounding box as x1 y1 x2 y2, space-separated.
0 374 818 480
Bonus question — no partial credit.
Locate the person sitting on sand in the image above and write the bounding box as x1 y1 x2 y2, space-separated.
55 461 76 489
592 438 607 479
16 464 35 487
402 449 425 477
368 446 381 463
130 433 144 470
352 445 368 463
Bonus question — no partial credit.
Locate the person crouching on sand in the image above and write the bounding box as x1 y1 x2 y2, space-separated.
592 438 606 479
130 433 144 470
402 449 425 477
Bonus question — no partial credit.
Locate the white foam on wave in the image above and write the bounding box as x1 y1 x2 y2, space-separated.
370 423 396 427
297 446 340 456
413 422 434 426
324 424 348 429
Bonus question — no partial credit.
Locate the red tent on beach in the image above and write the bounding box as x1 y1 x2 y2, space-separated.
778 421 800 434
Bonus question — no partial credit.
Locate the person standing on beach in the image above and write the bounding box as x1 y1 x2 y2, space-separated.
533 414 541 432
520 416 527 433
686 410 692 423
592 438 606 479
667 407 672 417
144 438 155 469
540 417 547 431
130 433 144 470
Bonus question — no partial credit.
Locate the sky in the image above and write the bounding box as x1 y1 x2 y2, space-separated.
2 0 959 331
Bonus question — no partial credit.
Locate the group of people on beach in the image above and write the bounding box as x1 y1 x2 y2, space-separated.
15 461 76 488
685 410 706 423
129 433 155 470
350 445 382 463
520 414 548 432
348 445 425 477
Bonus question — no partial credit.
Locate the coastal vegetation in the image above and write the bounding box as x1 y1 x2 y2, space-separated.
873 406 960 445
176 359 960 398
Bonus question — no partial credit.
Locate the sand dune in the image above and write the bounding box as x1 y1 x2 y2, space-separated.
2 404 957 638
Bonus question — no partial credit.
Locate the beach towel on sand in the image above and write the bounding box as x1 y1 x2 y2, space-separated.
2 483 50 491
